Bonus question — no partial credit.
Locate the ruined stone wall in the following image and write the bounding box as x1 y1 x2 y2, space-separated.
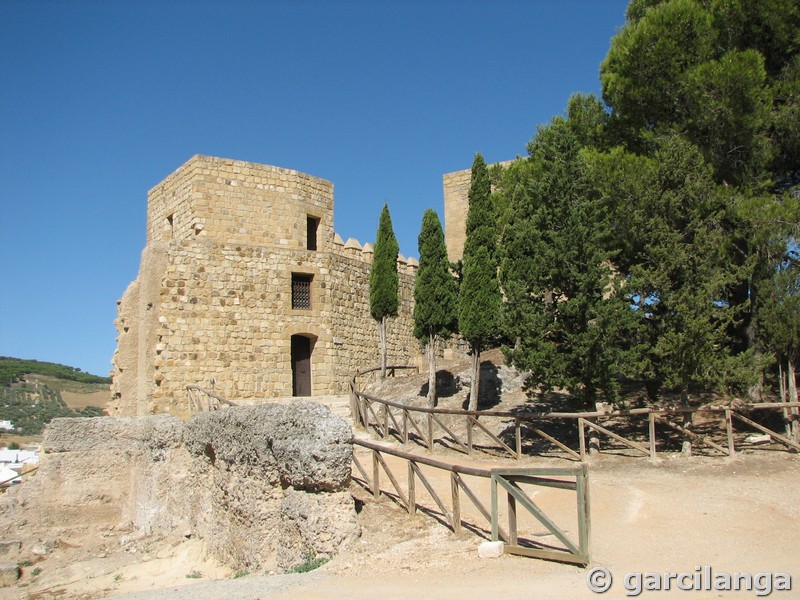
112 155 420 416
2 406 358 573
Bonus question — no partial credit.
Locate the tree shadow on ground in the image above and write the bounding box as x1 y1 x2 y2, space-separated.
418 370 459 403
462 361 502 411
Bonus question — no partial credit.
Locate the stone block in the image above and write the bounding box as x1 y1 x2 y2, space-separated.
477 541 505 558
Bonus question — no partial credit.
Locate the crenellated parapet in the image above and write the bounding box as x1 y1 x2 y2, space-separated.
331 233 417 274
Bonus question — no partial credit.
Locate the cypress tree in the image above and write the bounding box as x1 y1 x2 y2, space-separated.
459 153 502 411
463 153 496 261
370 204 399 378
414 209 458 407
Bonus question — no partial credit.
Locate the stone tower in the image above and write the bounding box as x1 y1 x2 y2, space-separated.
442 160 513 262
111 155 418 416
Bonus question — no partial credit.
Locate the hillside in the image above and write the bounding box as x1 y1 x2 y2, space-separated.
0 357 110 436
0 357 110 386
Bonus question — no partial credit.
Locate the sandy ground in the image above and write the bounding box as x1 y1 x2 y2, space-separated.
3 445 798 600
3 359 798 599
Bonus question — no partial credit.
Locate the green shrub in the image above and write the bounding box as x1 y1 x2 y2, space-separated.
290 553 329 573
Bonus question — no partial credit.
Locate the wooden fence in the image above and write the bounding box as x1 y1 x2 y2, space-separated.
0 465 37 488
186 385 238 412
352 438 590 565
350 367 800 461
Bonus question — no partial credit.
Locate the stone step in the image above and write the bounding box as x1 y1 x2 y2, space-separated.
312 395 354 427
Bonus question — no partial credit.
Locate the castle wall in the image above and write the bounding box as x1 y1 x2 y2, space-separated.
112 156 419 416
442 168 472 263
442 160 513 262
146 155 334 252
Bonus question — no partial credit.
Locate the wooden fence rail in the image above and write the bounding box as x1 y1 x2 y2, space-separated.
352 438 590 565
350 366 800 461
0 465 38 488
186 385 238 412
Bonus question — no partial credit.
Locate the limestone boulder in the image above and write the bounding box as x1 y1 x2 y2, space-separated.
270 401 353 492
183 406 280 481
184 402 352 492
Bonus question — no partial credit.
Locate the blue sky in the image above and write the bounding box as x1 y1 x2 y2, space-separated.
0 0 629 377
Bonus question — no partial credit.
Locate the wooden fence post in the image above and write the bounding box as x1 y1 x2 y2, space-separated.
588 418 600 456
407 461 416 516
648 412 657 459
451 473 461 534
490 475 499 541
507 490 518 546
578 418 586 461
725 409 735 456
372 450 380 499
577 463 591 562
515 418 522 460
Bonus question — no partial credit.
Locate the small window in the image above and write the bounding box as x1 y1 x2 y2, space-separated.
292 273 313 309
306 216 319 251
166 213 174 239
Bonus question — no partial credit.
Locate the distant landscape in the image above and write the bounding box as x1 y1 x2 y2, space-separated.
0 357 110 437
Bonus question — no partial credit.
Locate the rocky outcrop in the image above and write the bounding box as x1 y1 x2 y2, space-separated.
278 489 359 571
1 402 359 573
182 401 356 569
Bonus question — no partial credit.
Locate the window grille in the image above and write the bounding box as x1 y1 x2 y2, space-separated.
292 274 312 309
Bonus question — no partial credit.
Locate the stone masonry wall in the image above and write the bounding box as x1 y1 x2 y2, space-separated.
111 155 420 416
442 160 513 262
113 239 417 414
443 168 472 263
147 155 335 253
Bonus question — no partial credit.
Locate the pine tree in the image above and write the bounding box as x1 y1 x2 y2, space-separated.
369 204 399 378
758 258 800 431
414 209 458 407
500 119 642 407
598 0 800 402
459 153 501 411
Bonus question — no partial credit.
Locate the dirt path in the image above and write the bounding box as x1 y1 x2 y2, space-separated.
92 448 800 600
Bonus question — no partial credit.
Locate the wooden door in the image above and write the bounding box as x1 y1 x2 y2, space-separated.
291 335 312 396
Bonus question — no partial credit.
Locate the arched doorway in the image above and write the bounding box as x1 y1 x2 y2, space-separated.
291 334 314 396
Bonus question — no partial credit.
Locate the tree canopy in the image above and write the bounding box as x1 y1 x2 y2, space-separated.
489 0 800 407
370 204 399 322
414 209 458 343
